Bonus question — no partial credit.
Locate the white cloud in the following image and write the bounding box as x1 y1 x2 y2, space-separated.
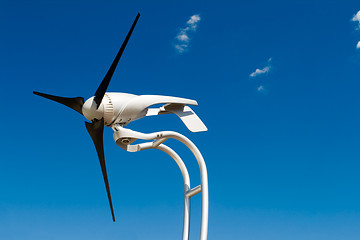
250 66 270 77
174 44 187 53
250 58 272 77
357 41 360 49
177 32 190 42
187 15 201 30
174 14 201 53
250 58 272 92
187 15 201 25
352 10 360 29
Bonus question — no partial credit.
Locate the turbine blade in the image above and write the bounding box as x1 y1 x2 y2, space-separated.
94 13 140 108
85 118 115 222
33 91 84 115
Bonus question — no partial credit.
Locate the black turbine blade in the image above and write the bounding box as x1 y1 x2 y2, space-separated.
33 91 84 115
93 13 140 108
85 118 115 222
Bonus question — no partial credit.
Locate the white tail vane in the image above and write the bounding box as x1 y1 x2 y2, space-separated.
147 104 207 132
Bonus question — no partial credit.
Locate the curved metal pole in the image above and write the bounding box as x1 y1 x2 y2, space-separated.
138 142 191 240
156 144 191 240
156 133 209 240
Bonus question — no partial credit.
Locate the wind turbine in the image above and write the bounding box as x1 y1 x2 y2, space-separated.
33 12 208 232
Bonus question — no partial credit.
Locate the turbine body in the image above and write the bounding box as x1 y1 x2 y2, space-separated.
82 93 201 127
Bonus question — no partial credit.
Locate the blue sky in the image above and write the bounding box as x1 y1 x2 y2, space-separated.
1 0 360 239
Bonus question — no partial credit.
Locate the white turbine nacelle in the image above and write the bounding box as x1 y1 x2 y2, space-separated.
82 92 208 132
82 92 136 125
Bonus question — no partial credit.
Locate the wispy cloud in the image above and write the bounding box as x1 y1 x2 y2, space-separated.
257 85 264 92
357 41 360 49
352 10 360 30
174 14 201 54
250 66 270 77
250 58 272 77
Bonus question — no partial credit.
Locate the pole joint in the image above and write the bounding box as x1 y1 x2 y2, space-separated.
186 185 202 198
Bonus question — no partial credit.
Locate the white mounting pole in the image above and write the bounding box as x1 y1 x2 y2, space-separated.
113 126 209 240
139 143 191 240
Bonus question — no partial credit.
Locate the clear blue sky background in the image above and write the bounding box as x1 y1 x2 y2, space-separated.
1 0 360 239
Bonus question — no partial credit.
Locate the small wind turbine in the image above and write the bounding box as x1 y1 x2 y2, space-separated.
33 13 208 230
